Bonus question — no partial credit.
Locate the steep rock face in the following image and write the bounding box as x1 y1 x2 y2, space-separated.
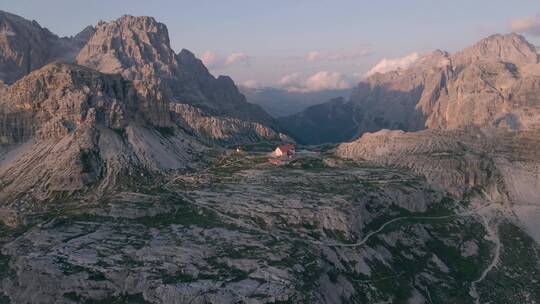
280 34 540 144
0 63 205 205
0 63 169 145
0 11 284 145
0 10 87 84
172 104 284 144
76 15 281 143
177 50 274 123
424 34 540 130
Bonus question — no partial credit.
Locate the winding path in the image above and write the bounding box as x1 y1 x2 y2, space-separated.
315 202 493 248
469 214 501 304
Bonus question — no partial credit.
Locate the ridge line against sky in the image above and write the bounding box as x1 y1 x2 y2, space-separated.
1 0 539 90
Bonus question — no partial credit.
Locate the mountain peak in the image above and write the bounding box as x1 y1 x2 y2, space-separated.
453 32 538 66
0 10 42 28
177 48 211 76
76 14 177 76
72 25 95 43
179 48 196 57
0 10 64 83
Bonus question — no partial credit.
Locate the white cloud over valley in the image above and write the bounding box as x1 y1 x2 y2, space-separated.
241 80 259 89
365 52 420 77
225 52 252 66
278 71 352 92
277 73 303 87
200 51 219 68
200 51 253 69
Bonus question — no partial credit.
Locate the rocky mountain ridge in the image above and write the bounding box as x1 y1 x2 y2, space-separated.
0 10 91 85
281 33 540 144
75 15 282 143
0 11 284 145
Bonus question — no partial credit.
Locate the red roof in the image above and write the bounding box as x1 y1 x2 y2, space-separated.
277 144 295 153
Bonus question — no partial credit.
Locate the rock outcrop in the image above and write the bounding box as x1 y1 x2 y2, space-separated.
172 104 285 143
337 128 540 241
338 127 540 200
0 63 206 205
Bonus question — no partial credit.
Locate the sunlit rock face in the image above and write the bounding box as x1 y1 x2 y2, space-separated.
76 15 284 144
0 62 206 204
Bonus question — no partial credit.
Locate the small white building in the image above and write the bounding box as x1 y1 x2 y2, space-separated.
273 144 296 157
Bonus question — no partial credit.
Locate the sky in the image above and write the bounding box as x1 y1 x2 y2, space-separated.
2 0 540 90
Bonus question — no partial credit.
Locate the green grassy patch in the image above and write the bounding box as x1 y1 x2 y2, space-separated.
55 257 107 281
204 256 250 282
155 127 175 138
0 252 13 280
236 142 279 152
64 292 147 304
285 157 326 170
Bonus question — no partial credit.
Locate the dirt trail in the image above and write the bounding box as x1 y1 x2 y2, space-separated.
318 202 493 248
469 214 501 304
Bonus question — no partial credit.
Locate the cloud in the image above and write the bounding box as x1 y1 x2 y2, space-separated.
305 72 351 91
225 52 252 67
306 48 371 62
199 51 253 69
277 73 303 87
241 80 259 89
510 14 540 36
365 52 420 77
278 71 352 93
200 51 219 68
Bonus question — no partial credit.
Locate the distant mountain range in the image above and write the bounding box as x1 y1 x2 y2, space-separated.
279 33 540 144
239 86 352 117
